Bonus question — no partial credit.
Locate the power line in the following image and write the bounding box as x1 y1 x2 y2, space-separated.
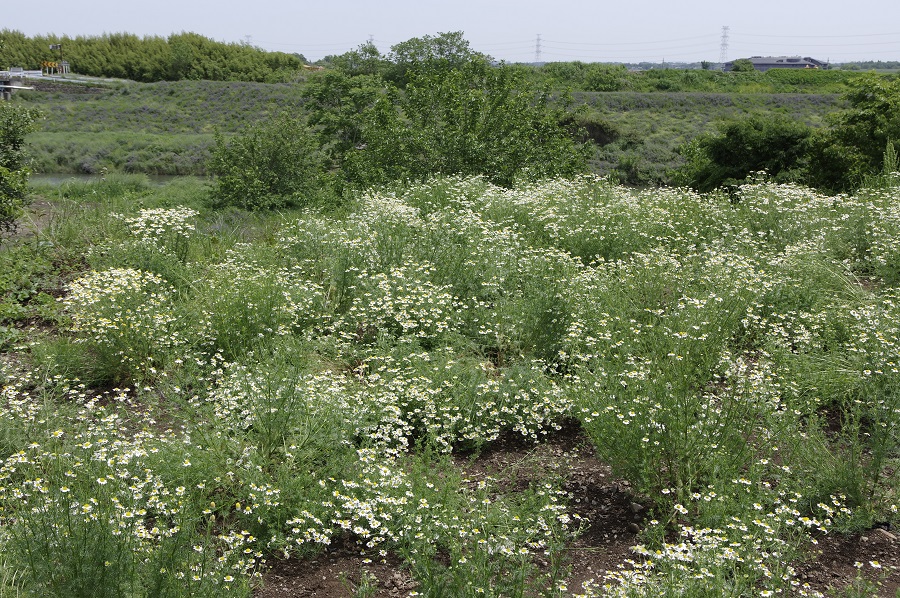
468 38 536 46
541 41 716 54
540 48 714 61
730 38 900 48
736 31 900 39
542 34 715 47
254 39 361 48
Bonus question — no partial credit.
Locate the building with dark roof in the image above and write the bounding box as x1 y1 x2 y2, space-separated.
725 56 827 72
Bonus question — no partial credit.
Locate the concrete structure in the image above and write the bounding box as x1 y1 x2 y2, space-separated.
0 68 39 100
725 56 827 72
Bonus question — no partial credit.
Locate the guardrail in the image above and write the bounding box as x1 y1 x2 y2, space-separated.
0 70 44 79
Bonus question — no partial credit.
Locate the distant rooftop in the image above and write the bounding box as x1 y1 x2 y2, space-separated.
725 56 827 72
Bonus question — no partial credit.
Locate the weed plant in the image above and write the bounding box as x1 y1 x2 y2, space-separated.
2 173 900 597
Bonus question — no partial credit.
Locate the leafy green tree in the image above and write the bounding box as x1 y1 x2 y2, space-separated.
208 113 328 210
583 64 629 92
325 41 388 77
673 113 812 192
344 56 589 188
729 58 755 72
1 103 41 232
807 75 900 191
385 31 486 87
831 75 900 171
300 70 385 157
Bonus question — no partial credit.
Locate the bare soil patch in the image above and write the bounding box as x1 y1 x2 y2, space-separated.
255 424 642 597
255 538 414 598
2 198 54 246
254 423 897 597
454 421 642 590
797 527 900 597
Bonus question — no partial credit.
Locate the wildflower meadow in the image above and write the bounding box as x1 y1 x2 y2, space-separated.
1 172 899 596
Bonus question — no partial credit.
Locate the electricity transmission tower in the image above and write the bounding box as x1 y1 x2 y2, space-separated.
535 34 542 63
719 26 729 68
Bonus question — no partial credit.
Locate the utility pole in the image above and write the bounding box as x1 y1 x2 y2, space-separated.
719 26 729 69
535 34 542 63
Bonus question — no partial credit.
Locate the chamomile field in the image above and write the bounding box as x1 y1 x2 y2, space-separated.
1 172 899 597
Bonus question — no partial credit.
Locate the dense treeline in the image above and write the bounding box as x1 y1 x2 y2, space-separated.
2 29 873 92
0 30 306 83
838 60 900 71
528 61 866 93
314 39 866 94
674 73 900 193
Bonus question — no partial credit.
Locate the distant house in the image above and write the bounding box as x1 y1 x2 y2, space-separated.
725 56 827 72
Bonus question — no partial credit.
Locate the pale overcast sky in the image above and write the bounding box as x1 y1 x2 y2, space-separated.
5 0 900 63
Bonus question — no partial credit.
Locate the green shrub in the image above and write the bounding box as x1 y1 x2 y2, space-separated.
208 113 329 211
729 58 756 72
808 75 900 191
673 113 813 192
0 102 40 232
343 57 589 188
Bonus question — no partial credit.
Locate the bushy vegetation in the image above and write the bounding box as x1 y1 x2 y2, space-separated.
335 56 588 188
2 172 899 596
0 30 306 83
532 60 865 94
209 37 589 199
673 113 813 191
0 102 41 231
677 74 900 193
208 113 328 210
3 30 900 596
807 74 900 191
5 30 896 196
12 83 848 189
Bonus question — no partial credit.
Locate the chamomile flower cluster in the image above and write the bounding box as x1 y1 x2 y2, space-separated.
118 206 198 243
60 267 183 375
340 261 458 342
196 245 328 352
0 378 261 596
592 491 844 598
110 206 198 263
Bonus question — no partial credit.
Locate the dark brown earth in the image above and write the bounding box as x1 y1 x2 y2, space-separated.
454 422 642 594
255 540 415 598
797 528 900 597
254 423 899 597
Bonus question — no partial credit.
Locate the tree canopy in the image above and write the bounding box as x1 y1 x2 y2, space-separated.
0 30 306 83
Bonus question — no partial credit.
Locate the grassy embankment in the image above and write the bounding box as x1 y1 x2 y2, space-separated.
17 78 843 184
18 80 306 175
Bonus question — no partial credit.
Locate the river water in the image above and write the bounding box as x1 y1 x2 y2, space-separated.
30 174 203 187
